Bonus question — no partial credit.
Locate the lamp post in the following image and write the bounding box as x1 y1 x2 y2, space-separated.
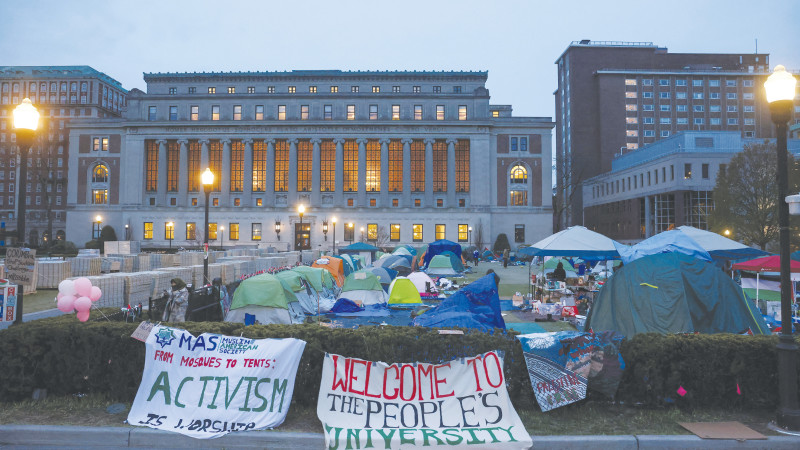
219 225 224 251
124 224 130 241
347 222 354 245
275 221 281 241
766 64 800 431
469 226 473 246
12 98 39 326
166 221 174 250
360 227 365 243
332 217 337 254
297 205 306 264
322 220 328 241
201 168 214 286
93 215 103 240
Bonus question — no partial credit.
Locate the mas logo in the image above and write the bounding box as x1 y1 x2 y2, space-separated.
154 328 177 348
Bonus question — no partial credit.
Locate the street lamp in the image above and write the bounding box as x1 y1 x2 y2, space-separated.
332 217 337 254
322 220 329 241
360 226 365 242
124 224 130 241
297 204 305 264
201 167 214 286
12 98 39 326
93 215 103 240
347 222 354 245
166 221 174 250
723 229 731 237
275 221 281 240
469 226 473 245
219 225 225 250
766 64 800 431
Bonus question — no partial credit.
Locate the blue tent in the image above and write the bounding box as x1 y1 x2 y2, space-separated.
615 229 712 265
412 274 505 331
423 239 462 268
440 250 465 273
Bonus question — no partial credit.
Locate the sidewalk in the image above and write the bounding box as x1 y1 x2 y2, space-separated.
2 425 800 449
0 308 66 330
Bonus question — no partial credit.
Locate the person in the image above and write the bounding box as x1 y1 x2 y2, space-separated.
552 262 567 282
486 269 500 289
163 278 189 322
473 249 480 267
502 248 509 268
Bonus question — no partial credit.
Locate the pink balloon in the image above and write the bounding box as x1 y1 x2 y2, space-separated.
89 286 102 302
76 310 90 322
74 278 93 298
56 292 64 301
57 295 76 313
74 296 92 313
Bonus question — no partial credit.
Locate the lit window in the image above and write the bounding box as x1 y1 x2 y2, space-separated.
191 105 199 121
458 106 467 121
627 130 638 137
369 105 378 120
229 223 239 240
367 223 377 240
626 92 637 98
208 87 216 94
412 224 423 242
309 86 317 93
252 223 261 241
208 223 217 240
372 86 380 93
626 104 637 111
510 165 527 184
255 105 264 120
330 86 338 93
233 105 242 120
267 86 275 93
510 190 527 206
288 86 296 93
492 111 499 117
226 87 235 94
626 117 638 124
625 79 637 86
436 105 445 120
392 105 400 120
186 223 196 240
248 86 255 94
390 224 400 241
278 105 286 120
347 105 355 120
212 105 220 120
414 105 422 120
143 222 153 240
301 105 309 120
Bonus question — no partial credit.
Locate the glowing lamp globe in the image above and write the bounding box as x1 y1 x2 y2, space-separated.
765 65 797 104
13 98 40 131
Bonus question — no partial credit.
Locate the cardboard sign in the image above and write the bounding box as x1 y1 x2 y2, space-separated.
128 326 306 439
130 321 155 342
317 350 532 449
5 248 36 285
0 283 18 322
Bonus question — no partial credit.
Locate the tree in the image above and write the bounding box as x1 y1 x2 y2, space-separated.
473 219 485 251
553 163 586 232
709 141 800 250
493 233 510 253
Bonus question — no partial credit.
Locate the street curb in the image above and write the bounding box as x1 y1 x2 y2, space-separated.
3 425 800 449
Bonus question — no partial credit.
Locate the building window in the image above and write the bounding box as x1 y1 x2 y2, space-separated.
710 105 721 112
324 105 332 120
413 86 421 93
351 86 359 93
145 141 158 191
274 140 289 192
436 105 445 120
390 224 400 241
308 86 317 93
433 86 441 93
411 140 425 192
143 222 153 240
251 223 262 241
661 130 670 137
228 223 239 240
320 140 335 191
702 163 709 179
168 106 178 121
91 189 107 204
366 140 381 192
230 140 244 192
288 86 296 93
227 87 235 94
643 130 655 137
278 105 286 120
208 223 217 240
414 198 421 207
684 163 692 179
458 105 467 120
744 105 754 113
186 222 196 240
246 86 255 94
660 117 671 124
432 224 444 241
233 105 242 120
643 105 654 111
409 224 422 242
301 105 309 120
392 105 400 120
677 105 687 112
727 92 737 100
676 92 687 99
167 141 179 192
694 118 704 125
370 86 379 93
148 106 157 121
330 86 339 93
659 79 669 86
369 104 378 120
643 92 653 98
255 105 264 120
659 92 670 99
455 139 470 192
208 87 216 94
727 105 738 112
643 117 654 124
212 105 220 120
510 190 527 206
626 104 638 111
709 80 720 87
388 140 403 192
514 224 525 243
267 86 275 94
343 139 358 192
431 140 447 192
414 105 422 120
710 92 720 99
366 223 378 241
208 141 223 191
297 140 312 192
392 199 399 207
728 118 738 125
191 105 199 121
693 92 704 99
347 105 355 120
726 80 737 87
188 141 201 191
253 140 267 192
188 87 196 94
510 165 527 184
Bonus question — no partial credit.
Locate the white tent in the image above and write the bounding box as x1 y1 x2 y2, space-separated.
407 271 438 294
519 226 621 259
676 226 770 261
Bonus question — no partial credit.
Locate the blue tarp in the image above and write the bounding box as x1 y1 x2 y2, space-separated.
329 298 364 313
615 229 712 265
423 239 463 268
412 273 505 331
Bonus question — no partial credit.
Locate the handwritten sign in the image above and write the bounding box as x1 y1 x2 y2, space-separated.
131 321 155 342
5 248 35 285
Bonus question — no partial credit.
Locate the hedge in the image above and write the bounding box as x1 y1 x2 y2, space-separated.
1 311 798 411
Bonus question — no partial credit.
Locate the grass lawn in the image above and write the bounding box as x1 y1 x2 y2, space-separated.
18 289 58 313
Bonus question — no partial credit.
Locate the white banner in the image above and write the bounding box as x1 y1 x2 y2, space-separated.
128 325 306 439
317 350 531 449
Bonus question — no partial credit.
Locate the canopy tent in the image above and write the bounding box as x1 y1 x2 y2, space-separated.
614 229 712 265
422 239 462 268
388 277 422 305
340 242 379 266
412 273 505 331
732 255 800 273
274 270 318 317
407 271 438 294
339 271 389 306
425 254 461 276
677 226 770 261
586 252 769 336
225 273 303 324
312 257 346 287
518 226 621 259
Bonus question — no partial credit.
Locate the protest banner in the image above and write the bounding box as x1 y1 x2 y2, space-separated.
0 283 18 323
317 350 532 449
5 248 35 285
517 331 625 412
127 325 306 439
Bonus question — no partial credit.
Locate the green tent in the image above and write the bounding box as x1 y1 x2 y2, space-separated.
426 254 460 276
585 252 769 336
342 271 383 292
543 258 576 271
292 266 336 292
274 270 306 293
388 277 422 305
230 273 296 310
393 247 413 257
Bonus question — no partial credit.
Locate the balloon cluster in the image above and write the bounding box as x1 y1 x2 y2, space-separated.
56 278 103 322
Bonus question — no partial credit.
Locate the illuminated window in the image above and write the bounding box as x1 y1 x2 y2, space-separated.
233 105 242 120
274 140 289 192
330 86 338 93
392 199 399 207
436 105 445 120
145 140 158 191
267 86 275 93
212 105 220 120
93 165 108 183
309 86 317 93
301 105 309 120
372 86 380 93
369 105 378 120
492 111 499 118
228 87 235 94
288 86 296 93
411 140 425 192
229 223 239 240
627 117 638 124
320 140 335 192
278 105 286 120
297 140 312 192
433 140 447 192
248 86 255 94
626 104 637 111
167 141 179 192
208 87 216 94
188 141 200 191
164 222 174 240
458 105 467 120
230 141 244 192
392 105 400 120
208 223 217 240
92 189 107 204
510 190 527 206
413 86 420 93
367 223 378 241
191 105 198 121
343 139 358 192
510 165 527 184
458 224 468 242
625 79 637 86
366 140 380 191
390 224 400 241
253 140 266 192
455 139 470 192
414 105 422 120
347 105 355 120
252 223 262 241
388 140 403 192
186 223 196 240
209 141 222 191
435 224 445 240
412 224 423 242
143 222 153 240
626 92 637 98
255 105 264 120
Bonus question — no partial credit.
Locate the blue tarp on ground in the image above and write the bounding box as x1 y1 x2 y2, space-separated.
423 239 463 268
329 298 364 313
412 273 505 331
615 229 712 265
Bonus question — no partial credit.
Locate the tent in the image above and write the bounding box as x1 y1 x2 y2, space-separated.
518 226 621 259
407 271 438 295
482 249 498 261
586 252 769 336
423 239 462 268
359 267 398 287
614 229 712 265
312 257 346 287
392 246 414 257
425 254 461 276
541 258 578 279
292 266 340 312
225 273 303 324
332 255 356 276
340 243 377 265
440 250 465 273
677 226 770 261
388 277 422 305
274 270 318 318
732 255 800 273
374 254 413 275
339 271 389 306
412 273 505 331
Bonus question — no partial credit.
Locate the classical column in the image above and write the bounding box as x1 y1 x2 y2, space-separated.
311 138 321 207
424 138 434 206
334 138 344 206
357 138 367 207
379 138 389 207
446 138 457 207
401 138 412 207
644 195 652 238
200 138 209 169
157 139 167 206
288 138 298 206
221 138 231 203
177 139 188 207
265 138 275 207
243 138 253 206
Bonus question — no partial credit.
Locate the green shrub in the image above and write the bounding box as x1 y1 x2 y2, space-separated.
84 239 101 250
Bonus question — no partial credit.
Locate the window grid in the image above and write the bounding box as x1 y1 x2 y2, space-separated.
230 140 244 192
410 140 425 192
684 191 714 230
412 224 423 242
252 140 266 192
145 140 158 191
390 224 400 241
186 223 196 240
274 140 289 192
367 224 378 241
365 140 380 192
252 223 262 241
143 222 153 240
208 141 223 191
435 224 445 241
320 140 335 192
343 139 358 192
229 223 239 240
188 141 201 191
297 140 312 192
167 141 179 192
432 140 447 192
388 140 403 192
458 224 468 242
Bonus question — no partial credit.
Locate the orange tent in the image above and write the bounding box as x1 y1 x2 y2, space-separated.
312 257 345 286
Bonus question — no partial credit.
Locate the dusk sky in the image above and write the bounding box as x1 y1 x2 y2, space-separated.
2 0 799 121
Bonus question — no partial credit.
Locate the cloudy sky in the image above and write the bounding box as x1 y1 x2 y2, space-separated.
2 0 799 120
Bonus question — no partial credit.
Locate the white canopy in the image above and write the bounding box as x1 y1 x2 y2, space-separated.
676 226 769 261
520 226 621 259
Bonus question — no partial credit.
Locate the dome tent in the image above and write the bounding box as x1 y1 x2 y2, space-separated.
425 254 461 276
422 239 462 268
338 271 389 306
388 277 422 305
274 270 316 320
225 273 303 324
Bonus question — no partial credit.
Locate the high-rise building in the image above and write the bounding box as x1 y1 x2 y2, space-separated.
66 70 554 250
0 66 126 245
555 40 800 230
